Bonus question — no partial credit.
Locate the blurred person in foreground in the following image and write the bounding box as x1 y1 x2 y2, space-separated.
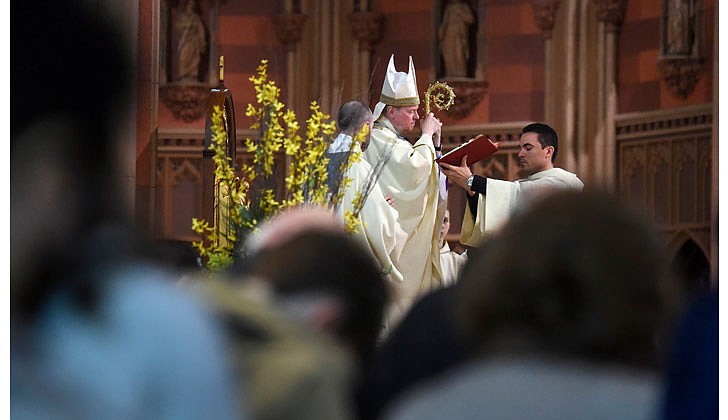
384 190 682 420
660 288 717 420
356 239 483 420
242 206 389 372
198 206 390 420
11 2 241 419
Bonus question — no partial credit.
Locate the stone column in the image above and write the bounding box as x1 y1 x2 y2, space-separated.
533 0 579 173
273 10 307 109
349 10 384 99
593 0 626 188
532 0 560 124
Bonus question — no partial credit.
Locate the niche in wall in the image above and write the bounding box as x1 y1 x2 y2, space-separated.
159 0 220 122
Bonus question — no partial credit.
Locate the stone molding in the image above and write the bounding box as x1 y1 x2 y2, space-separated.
657 57 705 100
615 103 712 139
445 80 489 120
348 11 384 52
159 84 211 122
592 0 627 33
531 0 560 39
272 12 307 52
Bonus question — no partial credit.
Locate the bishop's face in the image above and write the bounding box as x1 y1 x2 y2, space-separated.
387 105 419 135
517 132 553 177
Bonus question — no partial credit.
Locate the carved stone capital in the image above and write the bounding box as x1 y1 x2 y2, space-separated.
348 11 384 52
592 0 627 33
446 80 489 120
657 57 705 100
159 83 211 122
272 13 307 53
532 0 560 40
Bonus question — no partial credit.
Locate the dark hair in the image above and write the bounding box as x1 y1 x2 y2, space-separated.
458 190 680 369
522 123 558 162
12 1 133 323
12 1 132 226
337 101 372 136
245 230 388 368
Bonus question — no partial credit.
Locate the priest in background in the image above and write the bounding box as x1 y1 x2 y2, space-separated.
329 101 408 286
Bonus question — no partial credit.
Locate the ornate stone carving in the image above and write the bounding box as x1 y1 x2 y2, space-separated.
159 84 210 122
481 157 508 179
348 11 384 52
647 142 671 176
621 146 645 180
657 57 705 100
446 80 489 120
592 0 627 32
673 140 696 172
532 0 560 39
273 13 307 52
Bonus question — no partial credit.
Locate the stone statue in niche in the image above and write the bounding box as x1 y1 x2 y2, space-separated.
175 0 207 82
665 0 694 55
438 0 475 78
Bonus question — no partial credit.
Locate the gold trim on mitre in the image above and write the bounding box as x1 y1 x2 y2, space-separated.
380 93 420 106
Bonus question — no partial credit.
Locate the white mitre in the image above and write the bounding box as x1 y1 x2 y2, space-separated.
372 54 420 121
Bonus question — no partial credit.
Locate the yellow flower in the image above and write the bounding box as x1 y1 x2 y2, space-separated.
193 58 378 271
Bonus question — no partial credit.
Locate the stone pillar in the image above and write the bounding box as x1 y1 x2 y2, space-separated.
273 10 307 109
532 0 560 125
349 10 384 100
533 0 579 173
593 0 626 188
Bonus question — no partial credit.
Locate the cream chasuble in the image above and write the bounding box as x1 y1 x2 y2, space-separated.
338 152 407 284
364 119 446 325
461 167 584 247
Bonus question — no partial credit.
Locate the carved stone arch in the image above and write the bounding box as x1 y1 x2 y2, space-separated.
172 159 202 183
667 229 707 260
647 142 671 176
480 156 507 178
667 231 712 296
673 139 697 172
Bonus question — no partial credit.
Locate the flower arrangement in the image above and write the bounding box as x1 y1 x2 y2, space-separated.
191 105 247 270
192 59 373 271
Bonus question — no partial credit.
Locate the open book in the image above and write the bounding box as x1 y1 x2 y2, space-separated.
436 134 499 166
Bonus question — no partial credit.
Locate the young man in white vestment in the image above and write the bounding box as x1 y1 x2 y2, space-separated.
439 122 584 247
365 55 448 327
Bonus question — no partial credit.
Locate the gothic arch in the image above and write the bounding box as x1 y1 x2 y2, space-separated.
668 231 711 297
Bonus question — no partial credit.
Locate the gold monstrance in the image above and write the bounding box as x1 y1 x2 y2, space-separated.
424 81 456 115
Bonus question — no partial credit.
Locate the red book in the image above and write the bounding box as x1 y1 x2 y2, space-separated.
436 134 499 166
